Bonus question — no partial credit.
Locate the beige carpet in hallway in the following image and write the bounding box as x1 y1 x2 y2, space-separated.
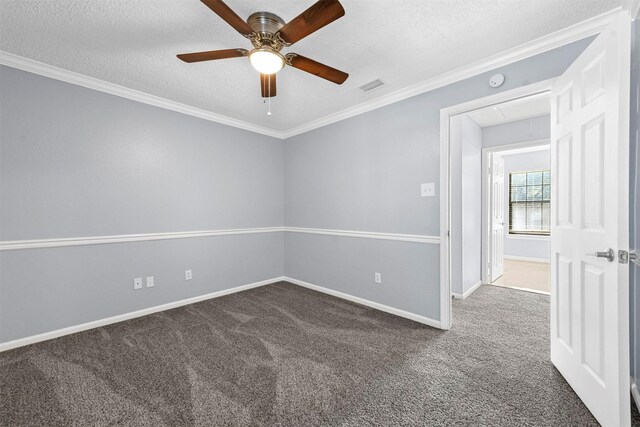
491 258 550 293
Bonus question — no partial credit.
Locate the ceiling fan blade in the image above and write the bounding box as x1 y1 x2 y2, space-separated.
287 54 348 85
277 0 345 45
260 73 277 97
177 48 247 63
200 0 254 36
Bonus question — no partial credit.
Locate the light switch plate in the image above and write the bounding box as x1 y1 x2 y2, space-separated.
146 276 154 288
134 278 142 290
421 183 435 197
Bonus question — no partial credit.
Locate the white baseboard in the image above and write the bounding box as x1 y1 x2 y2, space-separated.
632 377 640 414
487 283 551 296
503 255 550 263
0 275 444 352
0 276 285 353
452 280 483 300
284 276 442 329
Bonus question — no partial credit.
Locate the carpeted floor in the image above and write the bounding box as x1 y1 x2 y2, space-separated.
491 259 550 294
0 282 637 426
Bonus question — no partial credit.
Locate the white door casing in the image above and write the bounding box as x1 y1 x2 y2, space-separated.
550 11 630 427
490 154 505 282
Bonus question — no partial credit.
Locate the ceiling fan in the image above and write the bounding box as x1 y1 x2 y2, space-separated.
177 0 349 98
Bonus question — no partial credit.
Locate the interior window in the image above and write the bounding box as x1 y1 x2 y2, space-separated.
508 170 550 236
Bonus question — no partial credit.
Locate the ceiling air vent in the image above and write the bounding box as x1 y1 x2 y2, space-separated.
359 79 385 93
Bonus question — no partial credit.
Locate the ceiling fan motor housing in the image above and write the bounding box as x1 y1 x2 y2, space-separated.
247 12 288 51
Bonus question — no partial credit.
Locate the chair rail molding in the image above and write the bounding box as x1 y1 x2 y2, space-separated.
0 227 439 251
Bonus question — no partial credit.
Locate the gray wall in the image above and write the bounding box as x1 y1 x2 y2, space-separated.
502 149 550 260
630 19 639 389
461 117 482 293
0 65 285 343
284 38 593 320
482 115 550 148
450 115 482 295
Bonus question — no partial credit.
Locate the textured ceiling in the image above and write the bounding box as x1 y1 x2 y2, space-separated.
0 0 621 132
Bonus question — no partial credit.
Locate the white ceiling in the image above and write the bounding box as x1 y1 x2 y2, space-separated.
0 0 621 133
467 92 551 127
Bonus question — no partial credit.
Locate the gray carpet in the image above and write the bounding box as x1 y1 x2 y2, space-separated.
0 282 636 426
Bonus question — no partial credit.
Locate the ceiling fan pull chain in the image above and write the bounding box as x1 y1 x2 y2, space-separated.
267 78 272 116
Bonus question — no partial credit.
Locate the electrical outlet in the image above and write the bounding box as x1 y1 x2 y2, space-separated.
421 183 435 197
146 276 155 288
133 278 142 290
185 270 192 280
374 272 382 284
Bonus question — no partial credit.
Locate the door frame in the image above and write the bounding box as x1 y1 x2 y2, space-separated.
481 138 550 285
439 78 556 330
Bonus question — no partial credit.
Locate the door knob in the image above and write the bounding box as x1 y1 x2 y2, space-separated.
592 248 615 262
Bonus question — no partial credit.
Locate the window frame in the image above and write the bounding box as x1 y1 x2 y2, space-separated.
508 169 551 237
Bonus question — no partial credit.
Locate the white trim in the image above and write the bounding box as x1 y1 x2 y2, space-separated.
0 227 286 251
481 138 551 285
484 139 551 154
503 255 550 263
0 227 439 251
505 234 550 241
285 227 439 244
0 275 444 352
632 377 640 414
0 51 283 139
440 79 559 330
0 276 285 353
280 9 618 139
452 280 483 300
0 9 618 140
284 276 442 329
487 283 551 296
624 0 640 20
439 108 452 330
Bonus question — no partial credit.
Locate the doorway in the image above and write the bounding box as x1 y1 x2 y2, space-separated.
439 12 632 426
480 136 552 295
446 90 553 300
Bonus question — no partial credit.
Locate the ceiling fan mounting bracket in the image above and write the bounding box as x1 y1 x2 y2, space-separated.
246 12 290 51
284 53 297 66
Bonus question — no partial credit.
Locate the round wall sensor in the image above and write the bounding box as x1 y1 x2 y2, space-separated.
489 73 505 88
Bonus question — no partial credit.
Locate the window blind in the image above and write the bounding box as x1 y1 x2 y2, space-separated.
508 170 550 236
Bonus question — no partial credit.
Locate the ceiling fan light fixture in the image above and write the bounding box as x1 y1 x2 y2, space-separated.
249 47 285 74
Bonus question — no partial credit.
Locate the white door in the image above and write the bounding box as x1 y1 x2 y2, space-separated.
490 153 505 282
550 11 630 427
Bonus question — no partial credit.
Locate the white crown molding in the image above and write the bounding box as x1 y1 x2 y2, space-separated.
280 8 619 139
0 276 285 353
0 51 284 139
0 226 438 251
284 276 442 329
0 227 286 251
0 9 619 140
624 0 640 19
285 227 439 244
